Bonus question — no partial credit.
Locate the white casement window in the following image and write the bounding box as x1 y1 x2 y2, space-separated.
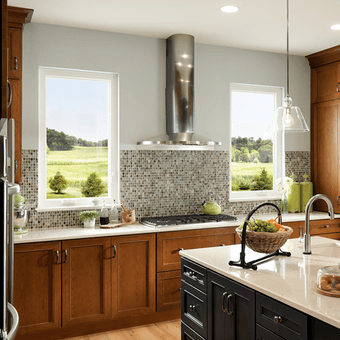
229 83 283 202
38 67 119 211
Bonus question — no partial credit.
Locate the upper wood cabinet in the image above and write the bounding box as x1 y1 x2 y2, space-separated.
14 241 62 336
311 62 340 103
7 6 33 184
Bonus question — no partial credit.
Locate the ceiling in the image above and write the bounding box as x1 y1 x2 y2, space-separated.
7 0 340 56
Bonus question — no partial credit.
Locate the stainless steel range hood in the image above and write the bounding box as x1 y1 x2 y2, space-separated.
137 34 221 150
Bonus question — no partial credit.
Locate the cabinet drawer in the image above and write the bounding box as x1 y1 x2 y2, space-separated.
182 258 207 293
157 270 181 312
310 220 340 235
256 324 284 340
256 293 307 340
157 228 234 272
181 322 205 340
181 280 207 339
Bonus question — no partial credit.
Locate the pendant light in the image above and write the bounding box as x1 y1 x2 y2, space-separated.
274 0 309 132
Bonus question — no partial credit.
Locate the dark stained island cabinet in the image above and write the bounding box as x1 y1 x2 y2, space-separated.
181 257 340 340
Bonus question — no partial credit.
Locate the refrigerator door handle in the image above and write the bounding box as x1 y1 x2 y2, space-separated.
7 303 19 340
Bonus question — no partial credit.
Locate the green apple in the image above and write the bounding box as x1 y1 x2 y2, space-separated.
203 202 221 215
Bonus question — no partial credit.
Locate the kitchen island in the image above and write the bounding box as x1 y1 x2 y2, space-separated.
180 236 340 340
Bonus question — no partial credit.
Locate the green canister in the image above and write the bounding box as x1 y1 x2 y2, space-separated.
288 179 301 213
300 174 313 212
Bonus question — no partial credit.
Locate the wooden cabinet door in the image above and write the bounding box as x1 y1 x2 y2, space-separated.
311 62 340 103
1 0 8 119
7 26 21 80
14 241 61 334
112 233 156 318
157 270 181 312
208 270 255 340
62 237 111 327
157 228 235 272
311 101 340 213
7 78 21 183
283 221 304 239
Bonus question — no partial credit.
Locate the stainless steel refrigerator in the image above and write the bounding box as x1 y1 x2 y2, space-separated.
0 118 20 338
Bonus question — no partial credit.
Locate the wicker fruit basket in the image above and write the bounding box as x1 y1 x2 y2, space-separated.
236 225 293 254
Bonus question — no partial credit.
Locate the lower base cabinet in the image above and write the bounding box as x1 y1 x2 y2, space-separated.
181 257 340 340
14 234 156 339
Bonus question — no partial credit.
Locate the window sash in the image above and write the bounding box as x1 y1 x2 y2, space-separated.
37 67 119 211
229 83 283 201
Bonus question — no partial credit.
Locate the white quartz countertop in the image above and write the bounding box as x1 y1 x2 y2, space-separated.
14 211 340 244
180 236 340 329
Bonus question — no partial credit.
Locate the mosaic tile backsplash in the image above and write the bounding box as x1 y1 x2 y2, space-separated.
20 149 311 229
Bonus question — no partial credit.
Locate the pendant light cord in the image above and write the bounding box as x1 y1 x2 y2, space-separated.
286 0 289 98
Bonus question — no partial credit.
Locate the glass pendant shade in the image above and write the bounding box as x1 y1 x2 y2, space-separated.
273 96 309 132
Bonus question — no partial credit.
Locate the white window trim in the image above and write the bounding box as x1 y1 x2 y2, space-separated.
37 67 119 212
229 83 283 202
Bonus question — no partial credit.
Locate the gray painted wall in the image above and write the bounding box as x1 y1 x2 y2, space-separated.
22 23 310 151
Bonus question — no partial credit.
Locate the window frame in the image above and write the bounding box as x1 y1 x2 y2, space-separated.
229 83 283 202
37 67 119 211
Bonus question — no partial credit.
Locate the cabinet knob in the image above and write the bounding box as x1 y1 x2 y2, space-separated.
324 225 329 228
189 305 196 311
274 315 282 324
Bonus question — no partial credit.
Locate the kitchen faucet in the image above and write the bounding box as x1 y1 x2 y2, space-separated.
303 194 334 254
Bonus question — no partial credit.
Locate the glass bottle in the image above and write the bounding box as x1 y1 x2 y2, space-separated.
100 200 109 225
110 199 119 224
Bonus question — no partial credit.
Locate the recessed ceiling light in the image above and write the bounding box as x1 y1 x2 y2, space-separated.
220 5 239 13
331 24 340 30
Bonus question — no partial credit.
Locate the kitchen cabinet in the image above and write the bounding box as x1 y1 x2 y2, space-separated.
156 227 235 313
7 79 22 179
181 256 340 340
311 100 340 213
14 242 61 335
1 0 8 120
157 228 235 272
157 270 181 312
62 237 111 327
112 233 156 318
310 62 340 103
307 46 340 214
7 6 33 184
208 270 255 340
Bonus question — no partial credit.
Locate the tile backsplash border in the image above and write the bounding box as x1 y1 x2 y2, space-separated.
20 149 310 229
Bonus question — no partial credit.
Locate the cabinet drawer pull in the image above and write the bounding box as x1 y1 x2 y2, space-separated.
56 250 60 264
222 292 228 312
324 225 329 228
64 249 68 263
113 245 117 258
14 57 18 70
337 83 340 93
7 81 12 109
189 305 196 311
226 294 233 316
274 315 282 324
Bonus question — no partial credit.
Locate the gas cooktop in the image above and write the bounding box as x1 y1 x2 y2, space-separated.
140 214 238 228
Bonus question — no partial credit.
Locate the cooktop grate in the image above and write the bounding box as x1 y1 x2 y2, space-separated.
140 214 237 228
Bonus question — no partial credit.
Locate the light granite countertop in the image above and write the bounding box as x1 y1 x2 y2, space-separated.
14 211 340 244
180 236 340 329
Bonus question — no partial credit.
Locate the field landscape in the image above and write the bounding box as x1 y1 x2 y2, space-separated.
46 143 108 199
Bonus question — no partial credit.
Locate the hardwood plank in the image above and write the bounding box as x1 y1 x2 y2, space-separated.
63 320 181 340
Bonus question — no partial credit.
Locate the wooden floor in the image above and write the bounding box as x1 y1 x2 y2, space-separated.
63 320 181 340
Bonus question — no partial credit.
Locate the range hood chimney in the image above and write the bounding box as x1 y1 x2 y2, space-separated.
137 34 221 149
